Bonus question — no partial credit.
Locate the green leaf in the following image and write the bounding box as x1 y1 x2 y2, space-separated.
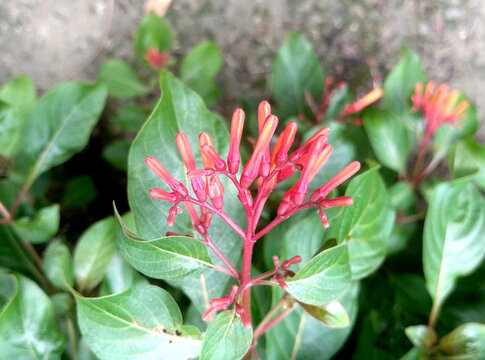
114 104 149 132
74 216 117 292
12 204 60 244
439 323 485 356
265 282 359 360
22 81 107 181
423 181 485 315
404 325 437 350
99 251 148 296
271 32 324 117
200 311 252 360
135 14 173 62
76 284 201 360
43 239 74 291
326 168 395 279
0 104 19 157
100 60 148 98
0 76 36 109
0 272 65 358
103 140 130 171
363 108 413 173
399 347 425 360
181 42 223 106
62 175 98 209
127 71 244 313
450 137 485 191
299 300 349 328
389 181 415 210
286 244 351 305
383 49 425 115
115 206 214 280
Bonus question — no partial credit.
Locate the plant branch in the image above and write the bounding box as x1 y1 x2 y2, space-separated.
253 294 292 341
203 233 240 279
0 200 11 222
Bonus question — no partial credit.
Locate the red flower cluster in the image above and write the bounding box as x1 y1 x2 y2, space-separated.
411 82 469 141
143 47 170 71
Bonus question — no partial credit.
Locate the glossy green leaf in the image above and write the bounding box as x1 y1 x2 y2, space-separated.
0 76 36 110
127 71 244 313
114 104 149 132
363 108 412 173
12 204 60 244
74 216 117 292
399 347 425 360
43 239 74 291
135 14 173 62
286 244 351 305
200 311 252 360
404 325 437 350
77 284 201 360
299 300 349 328
326 168 395 279
389 181 415 210
423 181 485 316
265 282 359 360
22 81 107 181
383 49 425 115
0 103 18 157
115 206 213 280
0 272 65 358
271 32 324 117
100 60 148 98
439 323 485 356
450 137 485 191
103 140 130 171
99 251 148 296
62 175 98 209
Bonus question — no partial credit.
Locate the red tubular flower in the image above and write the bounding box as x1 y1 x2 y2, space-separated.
289 126 330 163
143 47 170 70
281 255 302 269
149 188 177 203
318 208 330 228
176 133 207 202
340 88 383 117
318 196 353 209
310 161 361 202
274 122 298 167
199 133 225 209
145 157 188 196
277 185 296 216
227 108 245 174
258 101 272 177
240 114 278 188
235 303 252 328
411 81 469 141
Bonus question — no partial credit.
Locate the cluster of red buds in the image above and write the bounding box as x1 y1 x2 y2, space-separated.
411 81 469 143
305 78 383 125
143 47 170 71
146 101 360 325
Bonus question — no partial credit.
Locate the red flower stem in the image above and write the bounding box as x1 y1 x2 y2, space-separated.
240 238 254 322
203 233 240 278
252 294 292 341
414 152 444 185
411 134 431 186
253 203 313 242
0 200 11 222
183 197 246 239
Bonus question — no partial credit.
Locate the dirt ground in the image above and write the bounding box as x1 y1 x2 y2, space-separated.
1 0 484 128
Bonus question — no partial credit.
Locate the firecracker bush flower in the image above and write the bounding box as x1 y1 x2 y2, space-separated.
145 101 360 330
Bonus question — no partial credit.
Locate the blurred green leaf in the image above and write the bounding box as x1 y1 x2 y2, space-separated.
127 71 244 313
114 104 149 132
12 204 60 244
389 181 415 210
77 284 201 360
326 168 395 279
286 244 351 305
424 181 485 318
383 49 425 115
363 108 413 173
100 60 148 98
43 239 74 291
0 76 36 110
135 14 173 63
450 137 485 191
0 271 65 358
115 206 214 280
0 103 19 157
439 323 485 356
200 311 252 360
21 81 107 182
99 251 147 296
404 325 437 350
62 175 98 209
299 300 349 328
103 140 130 172
74 216 117 292
271 32 324 117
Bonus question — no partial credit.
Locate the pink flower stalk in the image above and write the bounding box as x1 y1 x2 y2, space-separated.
145 100 360 328
411 81 469 142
